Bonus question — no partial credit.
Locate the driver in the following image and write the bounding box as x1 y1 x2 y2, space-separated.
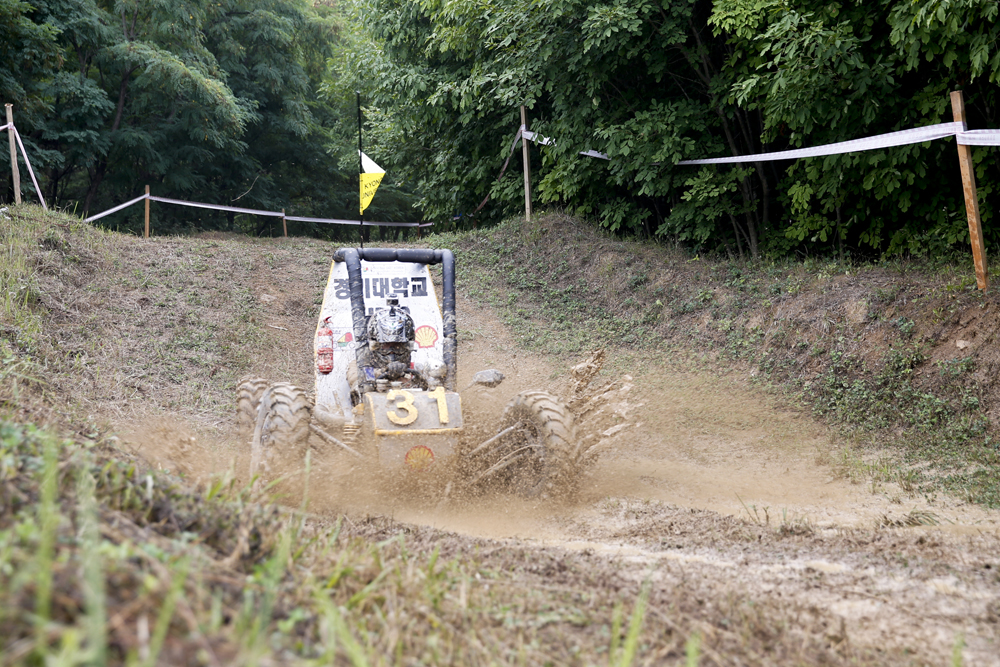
367 297 415 381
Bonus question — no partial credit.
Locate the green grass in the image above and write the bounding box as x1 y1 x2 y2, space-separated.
0 208 46 345
0 207 51 409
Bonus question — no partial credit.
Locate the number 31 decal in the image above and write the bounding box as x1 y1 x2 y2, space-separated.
385 387 450 426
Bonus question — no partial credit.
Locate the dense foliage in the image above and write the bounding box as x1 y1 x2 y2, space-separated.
0 0 417 236
3 0 999 255
348 0 1000 258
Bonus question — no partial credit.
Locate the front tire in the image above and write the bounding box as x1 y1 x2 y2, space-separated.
250 383 312 487
492 391 579 498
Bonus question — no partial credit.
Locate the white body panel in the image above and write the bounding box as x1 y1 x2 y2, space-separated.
314 260 445 419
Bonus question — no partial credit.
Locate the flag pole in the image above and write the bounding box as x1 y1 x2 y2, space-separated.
357 91 364 249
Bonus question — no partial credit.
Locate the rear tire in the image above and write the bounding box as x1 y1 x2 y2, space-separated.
492 391 578 498
250 383 312 487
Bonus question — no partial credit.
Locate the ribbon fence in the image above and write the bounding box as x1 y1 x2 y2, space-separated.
5 91 998 286
4 105 427 237
517 118 1000 164
510 90 995 288
82 190 431 238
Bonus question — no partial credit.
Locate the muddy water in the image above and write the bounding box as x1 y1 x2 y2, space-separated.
122 289 1000 538
411 293 1000 538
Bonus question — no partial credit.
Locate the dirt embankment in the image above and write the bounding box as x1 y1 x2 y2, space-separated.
3 208 1000 665
449 213 1000 507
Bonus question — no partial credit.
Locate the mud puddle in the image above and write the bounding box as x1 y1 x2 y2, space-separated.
123 287 1000 538
440 292 1000 536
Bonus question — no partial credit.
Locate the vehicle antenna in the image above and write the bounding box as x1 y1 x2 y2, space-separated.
355 90 365 250
357 91 364 249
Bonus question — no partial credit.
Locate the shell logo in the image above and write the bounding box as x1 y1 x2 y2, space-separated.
414 325 438 349
405 445 434 471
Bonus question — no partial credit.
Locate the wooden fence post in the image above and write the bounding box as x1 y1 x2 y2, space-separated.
282 208 287 237
6 104 21 206
144 185 150 239
520 105 532 222
951 90 989 290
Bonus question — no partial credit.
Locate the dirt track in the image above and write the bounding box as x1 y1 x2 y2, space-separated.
57 232 994 664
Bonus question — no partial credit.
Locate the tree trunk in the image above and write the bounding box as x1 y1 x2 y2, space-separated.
84 67 136 217
82 161 107 217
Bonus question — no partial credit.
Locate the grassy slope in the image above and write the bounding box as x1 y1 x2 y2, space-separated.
437 212 1000 507
1 205 995 664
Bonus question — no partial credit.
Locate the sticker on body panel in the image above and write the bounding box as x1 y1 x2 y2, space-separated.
331 276 431 302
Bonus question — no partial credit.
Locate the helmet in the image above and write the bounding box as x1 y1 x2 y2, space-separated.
369 299 414 343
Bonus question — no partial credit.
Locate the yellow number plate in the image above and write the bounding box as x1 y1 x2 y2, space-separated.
365 389 464 435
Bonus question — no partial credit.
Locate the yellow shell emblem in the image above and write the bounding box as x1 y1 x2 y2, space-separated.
414 325 438 349
405 445 434 471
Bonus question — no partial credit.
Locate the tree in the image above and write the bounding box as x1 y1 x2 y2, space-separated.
712 0 1000 256
346 0 774 255
347 0 1000 259
2 0 406 235
0 0 59 203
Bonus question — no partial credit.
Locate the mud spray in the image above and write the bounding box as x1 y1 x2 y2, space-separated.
121 290 1000 541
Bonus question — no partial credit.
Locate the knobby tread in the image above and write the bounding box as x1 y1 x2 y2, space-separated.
237 377 269 444
250 382 313 484
499 390 579 496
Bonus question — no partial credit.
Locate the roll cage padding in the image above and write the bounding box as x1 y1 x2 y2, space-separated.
333 248 457 392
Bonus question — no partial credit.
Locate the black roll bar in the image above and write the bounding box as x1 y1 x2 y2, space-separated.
333 248 457 392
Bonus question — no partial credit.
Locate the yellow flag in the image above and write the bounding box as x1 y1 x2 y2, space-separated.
359 151 385 214
360 172 384 214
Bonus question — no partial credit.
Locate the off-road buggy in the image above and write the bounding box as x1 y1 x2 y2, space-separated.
238 248 633 496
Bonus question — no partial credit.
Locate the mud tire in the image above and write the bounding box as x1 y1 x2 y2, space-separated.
250 383 313 487
237 377 269 445
494 391 578 498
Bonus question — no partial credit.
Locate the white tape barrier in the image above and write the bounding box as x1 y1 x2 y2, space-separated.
148 195 283 217
56 118 1000 225
521 129 610 159
285 215 429 228
957 129 1000 146
150 195 429 227
678 122 965 165
83 193 430 228
0 119 419 226
676 125 1000 163
12 128 46 209
519 120 1000 166
520 130 554 146
82 194 149 223
474 125 608 216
